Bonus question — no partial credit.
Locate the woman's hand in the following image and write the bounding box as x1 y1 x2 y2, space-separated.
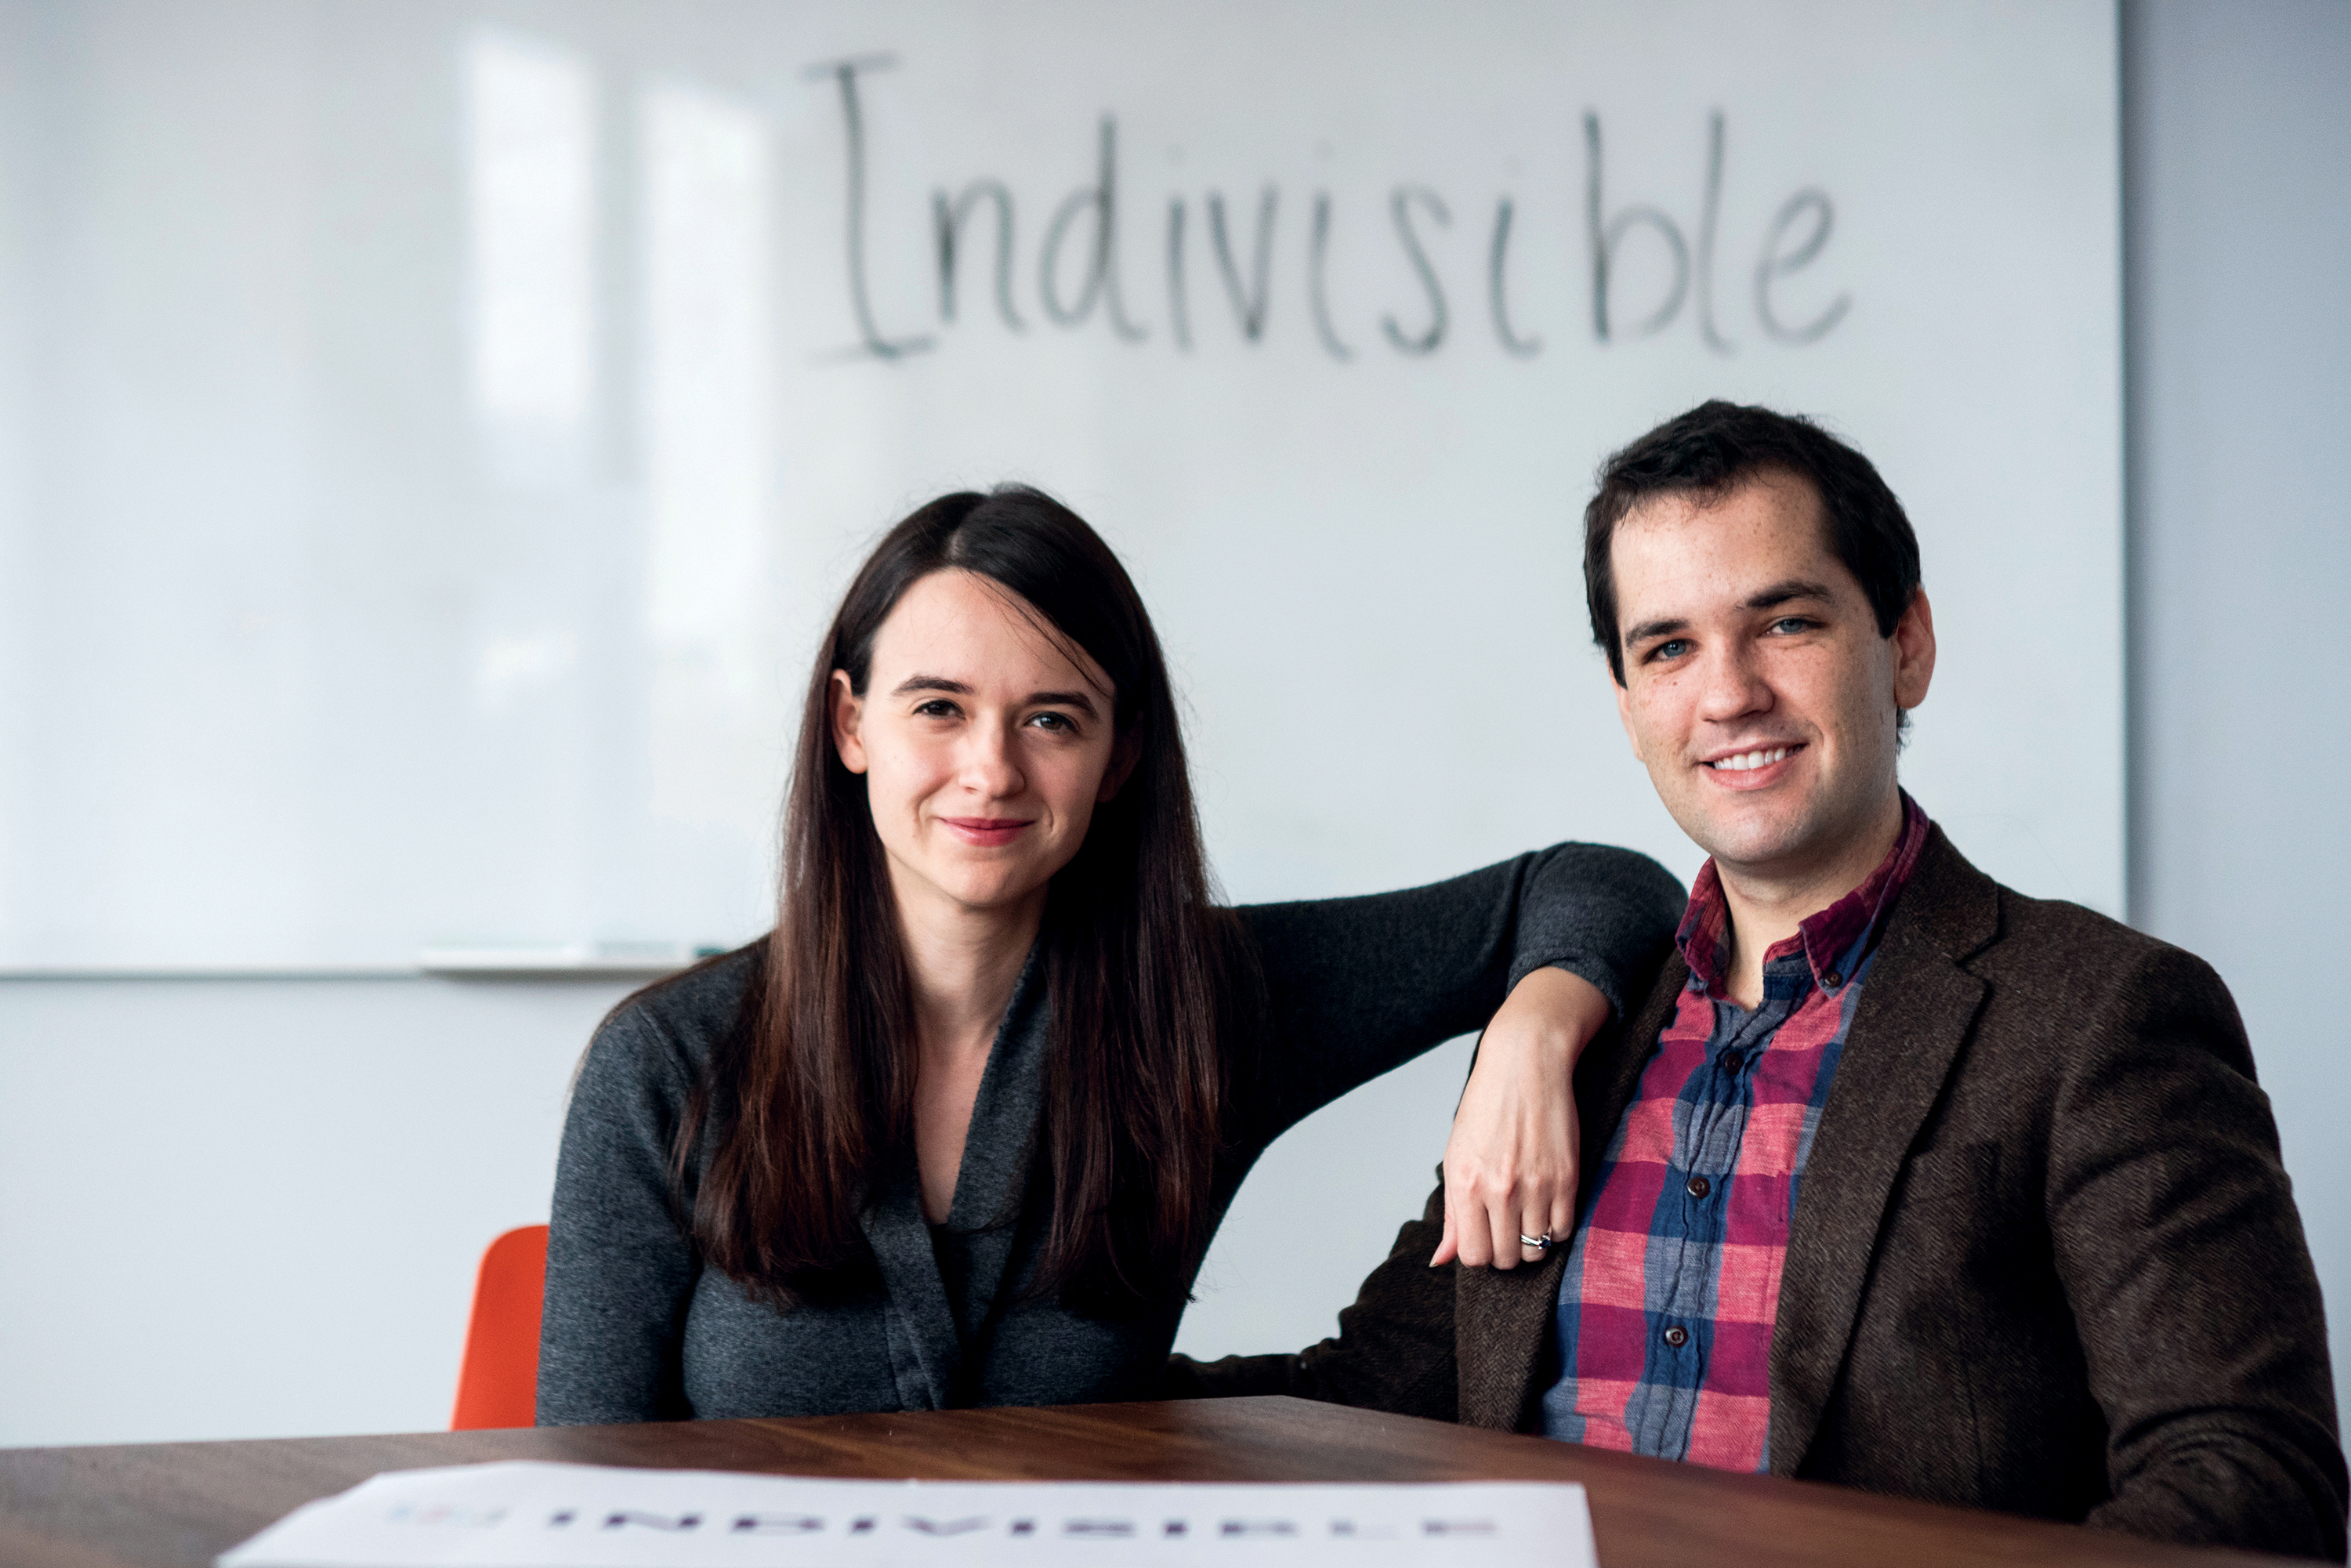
1433 966 1610 1269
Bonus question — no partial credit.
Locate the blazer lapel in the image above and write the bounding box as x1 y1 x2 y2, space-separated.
1766 828 1998 1473
1456 957 1689 1430
1455 1247 1567 1429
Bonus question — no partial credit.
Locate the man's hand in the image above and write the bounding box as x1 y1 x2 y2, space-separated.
1433 966 1609 1269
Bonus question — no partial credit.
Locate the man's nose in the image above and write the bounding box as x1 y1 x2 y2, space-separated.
1694 641 1772 724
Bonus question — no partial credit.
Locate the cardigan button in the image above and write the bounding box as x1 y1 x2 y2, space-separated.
1662 1325 1689 1348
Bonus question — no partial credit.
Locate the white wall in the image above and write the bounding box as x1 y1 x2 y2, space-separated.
2 0 2346 1447
0 978 617 1443
2122 0 2351 1421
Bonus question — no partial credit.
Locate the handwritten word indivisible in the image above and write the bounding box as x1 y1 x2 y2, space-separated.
810 55 1850 365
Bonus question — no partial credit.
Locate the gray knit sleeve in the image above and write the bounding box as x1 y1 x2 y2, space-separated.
1226 843 1683 1149
536 965 734 1425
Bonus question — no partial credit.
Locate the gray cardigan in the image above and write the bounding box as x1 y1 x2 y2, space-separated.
538 843 1682 1425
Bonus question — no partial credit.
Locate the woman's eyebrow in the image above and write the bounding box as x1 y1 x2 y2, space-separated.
891 675 1099 718
1028 690 1099 716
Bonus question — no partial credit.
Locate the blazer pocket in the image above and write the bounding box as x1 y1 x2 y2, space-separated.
1897 1139 2001 1200
1890 1141 2016 1265
1866 1140 2011 1503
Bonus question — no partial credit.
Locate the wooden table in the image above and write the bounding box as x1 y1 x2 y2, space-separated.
0 1396 2286 1568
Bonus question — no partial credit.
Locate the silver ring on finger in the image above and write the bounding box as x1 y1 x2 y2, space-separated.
1519 1232 1553 1252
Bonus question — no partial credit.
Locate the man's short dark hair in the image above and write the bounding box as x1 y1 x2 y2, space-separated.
1584 400 1922 686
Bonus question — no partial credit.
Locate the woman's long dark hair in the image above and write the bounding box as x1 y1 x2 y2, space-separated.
676 485 1245 1310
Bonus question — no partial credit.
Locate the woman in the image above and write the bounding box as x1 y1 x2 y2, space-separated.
538 485 1679 1421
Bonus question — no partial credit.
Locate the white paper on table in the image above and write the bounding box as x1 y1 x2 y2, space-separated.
216 1461 1596 1568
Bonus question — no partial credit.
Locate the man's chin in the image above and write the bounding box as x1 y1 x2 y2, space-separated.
1671 802 1816 874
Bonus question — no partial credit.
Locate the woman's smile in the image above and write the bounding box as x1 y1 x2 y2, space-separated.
940 815 1036 847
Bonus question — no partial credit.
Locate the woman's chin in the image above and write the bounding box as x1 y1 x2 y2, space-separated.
906 866 1054 922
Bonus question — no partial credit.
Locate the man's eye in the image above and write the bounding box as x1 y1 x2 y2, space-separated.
1648 639 1693 662
1770 617 1816 635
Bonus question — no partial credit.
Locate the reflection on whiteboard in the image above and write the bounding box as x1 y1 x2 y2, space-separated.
0 2 2119 967
216 1464 1599 1568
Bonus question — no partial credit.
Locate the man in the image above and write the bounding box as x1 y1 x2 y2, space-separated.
1170 402 2347 1559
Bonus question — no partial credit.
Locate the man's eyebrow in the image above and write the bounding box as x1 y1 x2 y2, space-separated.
1621 579 1839 649
1742 578 1836 611
1621 616 1689 647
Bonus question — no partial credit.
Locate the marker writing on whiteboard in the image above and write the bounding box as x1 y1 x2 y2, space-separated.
813 56 1849 363
806 53 934 360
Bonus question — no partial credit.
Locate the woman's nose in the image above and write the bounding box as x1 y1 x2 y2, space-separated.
958 723 1025 798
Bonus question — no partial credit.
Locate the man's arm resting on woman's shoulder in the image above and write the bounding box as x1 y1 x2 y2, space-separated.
1163 1176 1459 1422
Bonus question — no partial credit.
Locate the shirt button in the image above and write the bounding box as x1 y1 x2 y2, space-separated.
1686 1175 1712 1200
1822 969 1843 987
1662 1325 1689 1348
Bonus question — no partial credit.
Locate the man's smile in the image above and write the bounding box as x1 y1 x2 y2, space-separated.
1704 744 1802 772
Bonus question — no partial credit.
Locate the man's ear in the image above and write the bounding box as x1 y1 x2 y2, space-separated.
1098 730 1142 803
1891 587 1936 713
829 670 870 774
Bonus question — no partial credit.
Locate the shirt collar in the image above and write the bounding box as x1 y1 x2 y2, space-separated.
1675 791 1933 996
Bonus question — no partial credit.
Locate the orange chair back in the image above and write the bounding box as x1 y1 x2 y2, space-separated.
451 1223 549 1430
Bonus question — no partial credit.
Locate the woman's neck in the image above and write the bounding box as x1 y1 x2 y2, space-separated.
893 877 1046 1063
890 875 1046 1225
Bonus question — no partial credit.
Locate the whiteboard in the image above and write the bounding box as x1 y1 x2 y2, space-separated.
0 0 2120 969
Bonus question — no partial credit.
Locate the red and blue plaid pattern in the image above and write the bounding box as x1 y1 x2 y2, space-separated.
1539 795 1930 1471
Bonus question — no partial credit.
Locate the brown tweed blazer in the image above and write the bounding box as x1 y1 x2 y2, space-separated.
1170 827 2348 1560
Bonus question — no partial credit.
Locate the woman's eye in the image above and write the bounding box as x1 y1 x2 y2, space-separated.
1027 711 1075 733
913 699 958 719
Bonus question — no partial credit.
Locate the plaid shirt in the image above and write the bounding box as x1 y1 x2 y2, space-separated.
1538 794 1931 1470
